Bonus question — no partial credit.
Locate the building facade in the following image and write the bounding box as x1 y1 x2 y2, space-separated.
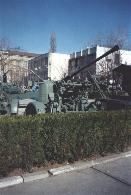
28 52 70 82
0 50 38 85
69 47 96 80
68 45 131 80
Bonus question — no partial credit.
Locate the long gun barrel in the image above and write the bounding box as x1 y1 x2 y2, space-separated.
64 45 119 81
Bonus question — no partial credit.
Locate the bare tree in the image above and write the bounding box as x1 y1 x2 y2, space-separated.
90 28 129 79
0 38 10 77
49 32 57 53
0 38 23 84
94 28 129 49
97 50 121 76
59 65 68 80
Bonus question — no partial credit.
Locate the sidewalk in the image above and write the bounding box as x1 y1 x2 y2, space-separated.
0 150 131 189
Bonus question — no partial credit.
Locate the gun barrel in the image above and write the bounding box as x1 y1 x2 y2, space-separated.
64 45 119 81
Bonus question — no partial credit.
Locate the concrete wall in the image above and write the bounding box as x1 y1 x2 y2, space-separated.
48 53 70 80
120 50 131 65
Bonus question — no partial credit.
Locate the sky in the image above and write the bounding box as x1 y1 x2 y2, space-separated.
0 0 130 54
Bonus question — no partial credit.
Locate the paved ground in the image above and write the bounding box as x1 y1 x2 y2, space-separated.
0 156 131 195
93 155 131 186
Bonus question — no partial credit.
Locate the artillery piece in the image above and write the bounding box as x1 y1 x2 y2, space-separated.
0 45 122 115
100 63 131 110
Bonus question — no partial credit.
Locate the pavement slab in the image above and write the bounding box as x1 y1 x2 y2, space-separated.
0 176 23 189
23 171 49 183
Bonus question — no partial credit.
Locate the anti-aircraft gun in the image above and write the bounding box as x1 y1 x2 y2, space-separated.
25 45 119 115
0 45 120 115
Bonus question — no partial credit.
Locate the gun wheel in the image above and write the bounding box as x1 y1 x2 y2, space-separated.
25 103 37 115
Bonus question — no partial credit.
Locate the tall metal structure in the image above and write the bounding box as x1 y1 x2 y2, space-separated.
49 32 57 53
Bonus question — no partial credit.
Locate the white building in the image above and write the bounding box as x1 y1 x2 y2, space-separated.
28 52 70 82
48 53 70 80
69 45 131 80
96 46 131 74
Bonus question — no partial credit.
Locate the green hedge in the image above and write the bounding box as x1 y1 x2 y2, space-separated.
0 111 131 176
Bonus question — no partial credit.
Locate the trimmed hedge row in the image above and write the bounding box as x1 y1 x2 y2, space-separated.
0 111 131 176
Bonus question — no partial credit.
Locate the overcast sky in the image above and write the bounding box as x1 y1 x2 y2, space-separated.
0 0 130 54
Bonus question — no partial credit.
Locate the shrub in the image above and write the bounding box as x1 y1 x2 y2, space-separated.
0 110 130 176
